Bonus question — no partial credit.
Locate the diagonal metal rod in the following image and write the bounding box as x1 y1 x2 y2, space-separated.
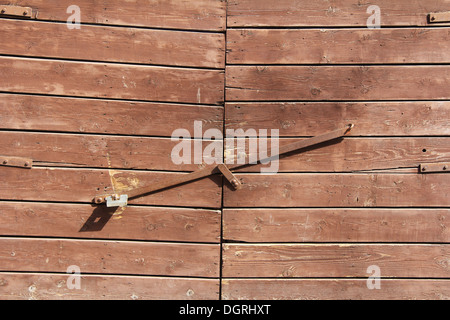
94 124 354 205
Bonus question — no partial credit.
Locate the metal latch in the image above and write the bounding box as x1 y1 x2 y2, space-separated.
0 5 34 18
420 162 449 173
0 155 33 169
94 124 354 207
428 11 450 23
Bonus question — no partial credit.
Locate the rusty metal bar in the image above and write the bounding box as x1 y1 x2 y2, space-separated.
94 124 354 206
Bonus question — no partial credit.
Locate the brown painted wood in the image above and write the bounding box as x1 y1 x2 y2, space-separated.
0 238 219 277
225 101 450 136
222 279 450 300
226 66 450 101
0 131 223 171
223 209 450 243
0 20 225 68
227 0 450 27
0 273 219 300
0 94 223 137
0 167 222 208
227 28 450 65
9 0 226 31
0 202 221 243
0 57 224 104
222 244 450 278
225 137 450 172
223 173 450 207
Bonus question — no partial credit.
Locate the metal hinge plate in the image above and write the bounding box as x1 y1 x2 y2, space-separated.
420 162 449 173
0 155 33 169
428 11 450 23
0 5 34 18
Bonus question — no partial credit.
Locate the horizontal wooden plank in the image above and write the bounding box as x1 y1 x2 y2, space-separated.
225 137 450 172
227 0 450 27
0 131 223 171
223 209 450 243
225 101 450 136
0 20 225 68
0 273 219 300
222 279 450 300
0 94 223 137
0 238 219 277
9 0 226 31
0 167 222 208
226 66 450 101
223 173 450 207
227 28 450 65
222 244 450 278
0 57 224 104
0 202 221 243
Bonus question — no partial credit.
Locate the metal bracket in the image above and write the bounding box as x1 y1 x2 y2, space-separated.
428 11 450 23
105 194 128 208
420 163 449 173
0 5 34 18
217 164 242 190
0 155 33 169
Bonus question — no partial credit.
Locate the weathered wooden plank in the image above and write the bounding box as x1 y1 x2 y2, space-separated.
0 238 219 277
7 0 226 31
0 202 221 243
223 209 450 243
226 66 450 101
225 101 450 136
0 94 223 137
227 28 450 65
225 137 450 172
227 0 450 27
0 273 219 300
223 173 450 207
0 20 225 68
0 167 222 208
0 131 223 171
222 244 450 278
222 279 450 300
0 57 224 104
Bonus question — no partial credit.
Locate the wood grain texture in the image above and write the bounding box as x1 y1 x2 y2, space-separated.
226 66 450 101
222 279 450 300
0 94 223 137
223 209 450 243
0 20 225 68
225 101 450 136
223 173 450 207
0 238 219 277
225 137 450 172
0 167 222 208
0 273 219 300
227 0 450 27
0 57 224 104
227 28 450 65
9 0 226 30
222 244 450 278
0 131 223 171
0 202 221 243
